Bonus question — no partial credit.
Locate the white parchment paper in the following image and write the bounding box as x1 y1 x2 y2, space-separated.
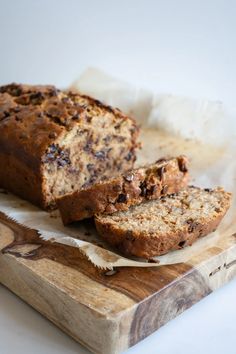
73 68 236 146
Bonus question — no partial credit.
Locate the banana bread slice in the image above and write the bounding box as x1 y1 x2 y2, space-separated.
95 186 231 259
57 156 189 224
0 83 139 209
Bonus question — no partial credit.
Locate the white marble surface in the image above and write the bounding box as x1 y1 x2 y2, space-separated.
0 0 236 353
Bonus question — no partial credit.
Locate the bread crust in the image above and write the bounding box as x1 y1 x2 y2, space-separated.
0 84 139 209
57 156 189 224
95 188 231 259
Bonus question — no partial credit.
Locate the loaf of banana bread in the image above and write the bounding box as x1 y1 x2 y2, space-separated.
0 83 139 209
57 156 189 224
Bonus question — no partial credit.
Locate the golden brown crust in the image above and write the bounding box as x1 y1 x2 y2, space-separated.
57 156 189 224
95 187 231 259
0 83 139 209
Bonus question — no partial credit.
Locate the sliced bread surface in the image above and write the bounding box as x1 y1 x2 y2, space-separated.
57 155 189 224
95 186 231 259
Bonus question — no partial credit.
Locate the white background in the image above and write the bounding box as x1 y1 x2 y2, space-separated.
0 1 236 353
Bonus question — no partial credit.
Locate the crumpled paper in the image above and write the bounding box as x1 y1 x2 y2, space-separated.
0 70 235 269
73 67 236 146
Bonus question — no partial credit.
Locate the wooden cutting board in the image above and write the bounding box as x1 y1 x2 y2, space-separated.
0 130 236 354
0 213 236 354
